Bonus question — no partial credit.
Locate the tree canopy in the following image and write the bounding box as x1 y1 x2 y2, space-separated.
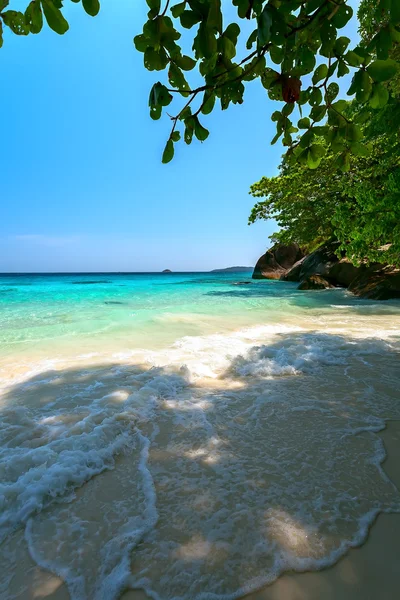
1 1 399 168
249 13 400 266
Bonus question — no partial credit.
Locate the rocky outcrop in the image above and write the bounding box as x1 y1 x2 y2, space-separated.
298 275 334 290
252 243 304 280
253 241 400 300
348 266 400 300
326 259 365 288
283 241 341 282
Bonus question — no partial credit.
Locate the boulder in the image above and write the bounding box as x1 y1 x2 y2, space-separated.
281 256 307 282
349 266 400 300
252 243 304 280
282 241 341 282
298 275 335 290
326 258 364 288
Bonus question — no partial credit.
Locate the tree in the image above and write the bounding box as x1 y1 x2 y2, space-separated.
1 1 399 167
249 0 400 265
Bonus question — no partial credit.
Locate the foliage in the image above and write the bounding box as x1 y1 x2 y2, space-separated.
1 1 400 167
249 89 400 265
249 0 400 266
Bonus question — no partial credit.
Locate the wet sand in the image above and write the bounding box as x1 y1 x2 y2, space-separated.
10 421 400 600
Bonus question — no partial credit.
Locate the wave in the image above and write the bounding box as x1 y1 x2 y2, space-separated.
1 326 400 599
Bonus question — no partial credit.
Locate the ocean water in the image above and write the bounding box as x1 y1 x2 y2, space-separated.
1 272 400 600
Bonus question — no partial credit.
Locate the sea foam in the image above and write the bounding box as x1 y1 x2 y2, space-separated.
1 323 400 599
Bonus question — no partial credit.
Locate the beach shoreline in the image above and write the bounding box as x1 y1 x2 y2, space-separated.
8 421 400 600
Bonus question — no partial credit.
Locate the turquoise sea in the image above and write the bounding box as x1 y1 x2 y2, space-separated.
1 272 400 600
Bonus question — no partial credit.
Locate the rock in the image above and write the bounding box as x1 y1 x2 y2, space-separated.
349 266 400 300
281 256 307 281
298 275 335 290
299 241 340 279
252 243 304 280
162 269 172 273
326 258 365 288
282 241 341 282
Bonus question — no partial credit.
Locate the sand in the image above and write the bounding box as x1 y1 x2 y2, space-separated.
8 420 400 600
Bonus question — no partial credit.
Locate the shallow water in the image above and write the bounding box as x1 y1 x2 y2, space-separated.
1 272 400 600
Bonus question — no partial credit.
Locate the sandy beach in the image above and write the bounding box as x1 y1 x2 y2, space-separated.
5 422 400 600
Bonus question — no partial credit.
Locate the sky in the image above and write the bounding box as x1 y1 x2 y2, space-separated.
1 0 359 272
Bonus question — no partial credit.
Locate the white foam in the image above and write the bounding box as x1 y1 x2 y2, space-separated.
1 324 400 599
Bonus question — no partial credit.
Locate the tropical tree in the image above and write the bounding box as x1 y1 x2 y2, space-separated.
1 0 399 167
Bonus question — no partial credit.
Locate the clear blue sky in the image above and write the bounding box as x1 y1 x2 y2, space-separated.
1 1 358 272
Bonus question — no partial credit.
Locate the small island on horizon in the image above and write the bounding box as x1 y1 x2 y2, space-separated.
162 269 172 273
211 266 253 273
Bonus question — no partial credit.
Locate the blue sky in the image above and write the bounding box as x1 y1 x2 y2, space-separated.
1 1 359 272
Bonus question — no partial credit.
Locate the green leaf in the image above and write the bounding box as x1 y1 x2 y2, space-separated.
174 54 196 70
312 64 328 85
168 62 190 94
347 70 372 103
146 0 160 8
270 45 283 64
144 47 169 70
82 0 100 17
391 0 400 24
309 87 322 106
133 34 148 52
0 21 3 48
349 142 371 157
219 36 236 60
193 116 209 141
207 0 222 33
345 123 362 143
257 5 272 45
149 82 172 107
325 82 339 102
162 139 174 164
370 29 392 60
41 0 69 34
171 1 185 18
335 151 351 172
294 46 316 76
246 29 257 49
369 82 389 109
298 117 310 129
171 131 181 142
1 10 30 35
307 144 325 169
331 3 353 28
180 10 201 29
201 92 216 115
334 36 350 56
389 24 400 43
194 22 217 59
309 104 327 122
25 1 43 34
224 23 240 44
344 50 362 67
337 59 350 77
367 59 398 82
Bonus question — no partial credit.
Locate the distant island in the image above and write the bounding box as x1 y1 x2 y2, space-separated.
162 269 172 273
211 266 253 273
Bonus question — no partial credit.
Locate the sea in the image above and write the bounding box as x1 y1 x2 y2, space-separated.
1 271 400 600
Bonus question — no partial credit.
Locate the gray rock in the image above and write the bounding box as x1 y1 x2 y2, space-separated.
252 243 304 280
298 275 335 290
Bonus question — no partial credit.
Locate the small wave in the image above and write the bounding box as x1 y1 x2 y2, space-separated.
1 325 400 599
72 280 112 285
